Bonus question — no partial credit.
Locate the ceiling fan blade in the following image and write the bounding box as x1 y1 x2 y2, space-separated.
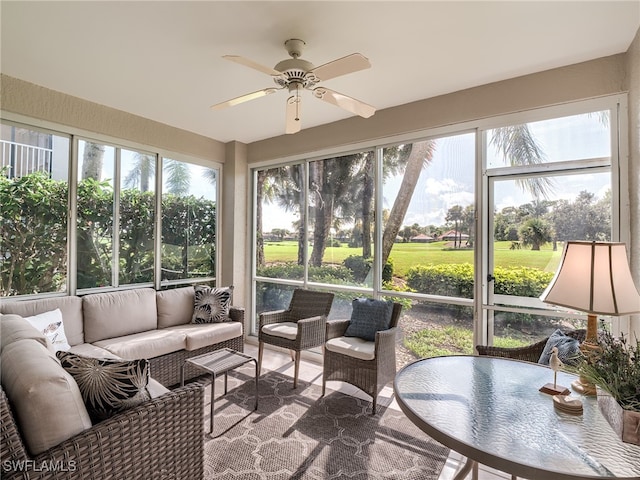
308 53 371 82
313 87 376 118
223 55 283 77
210 88 280 110
285 95 302 134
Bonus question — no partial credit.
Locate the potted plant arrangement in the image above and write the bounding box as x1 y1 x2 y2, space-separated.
577 327 640 445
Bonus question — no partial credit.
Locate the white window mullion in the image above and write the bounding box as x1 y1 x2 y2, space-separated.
113 148 121 287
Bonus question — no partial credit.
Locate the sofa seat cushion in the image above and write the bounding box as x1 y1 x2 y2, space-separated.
325 336 376 361
93 329 187 360
165 322 243 351
261 322 298 340
1 339 92 456
156 286 195 328
0 296 84 346
69 342 122 359
0 314 49 353
83 288 158 343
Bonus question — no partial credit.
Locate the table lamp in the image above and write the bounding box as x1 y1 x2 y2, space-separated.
540 241 640 395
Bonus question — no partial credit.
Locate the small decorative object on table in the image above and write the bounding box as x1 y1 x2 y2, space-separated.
552 395 583 415
539 346 570 396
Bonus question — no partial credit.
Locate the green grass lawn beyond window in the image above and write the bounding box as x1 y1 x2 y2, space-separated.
263 240 562 277
404 325 531 358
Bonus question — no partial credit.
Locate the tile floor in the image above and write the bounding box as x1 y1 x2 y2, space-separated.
246 341 514 480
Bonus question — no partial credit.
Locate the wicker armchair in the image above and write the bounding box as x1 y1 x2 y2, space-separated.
322 302 403 414
258 289 334 389
475 329 586 362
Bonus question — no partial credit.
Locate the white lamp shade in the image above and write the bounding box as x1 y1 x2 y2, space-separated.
540 241 640 316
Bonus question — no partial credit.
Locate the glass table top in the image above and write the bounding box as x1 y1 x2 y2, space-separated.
393 355 640 480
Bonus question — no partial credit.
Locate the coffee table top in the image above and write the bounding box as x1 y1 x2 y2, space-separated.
186 348 255 374
394 355 640 480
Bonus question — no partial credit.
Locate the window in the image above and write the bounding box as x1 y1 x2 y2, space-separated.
0 120 220 297
161 159 218 284
251 97 625 361
0 124 70 295
484 108 616 347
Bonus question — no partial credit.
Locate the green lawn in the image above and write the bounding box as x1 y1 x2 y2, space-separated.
404 325 532 358
263 240 563 277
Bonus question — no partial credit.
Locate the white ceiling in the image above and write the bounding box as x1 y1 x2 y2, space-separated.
1 1 639 144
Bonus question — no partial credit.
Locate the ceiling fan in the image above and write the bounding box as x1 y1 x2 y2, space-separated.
211 39 376 134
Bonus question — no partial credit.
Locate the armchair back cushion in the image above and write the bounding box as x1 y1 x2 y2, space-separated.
0 296 84 346
344 298 394 341
83 288 157 343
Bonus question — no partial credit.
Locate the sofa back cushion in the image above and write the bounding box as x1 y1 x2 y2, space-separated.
83 288 158 343
156 286 195 328
1 339 92 455
0 314 49 353
0 296 84 346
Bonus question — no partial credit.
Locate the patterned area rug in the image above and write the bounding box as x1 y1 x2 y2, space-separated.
203 368 449 479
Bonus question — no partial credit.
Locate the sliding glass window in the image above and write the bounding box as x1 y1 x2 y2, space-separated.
0 123 70 295
161 158 218 285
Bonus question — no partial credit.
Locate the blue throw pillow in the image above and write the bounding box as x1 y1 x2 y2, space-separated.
344 298 394 342
538 329 581 366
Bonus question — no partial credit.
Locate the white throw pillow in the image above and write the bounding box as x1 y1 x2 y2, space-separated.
24 309 71 352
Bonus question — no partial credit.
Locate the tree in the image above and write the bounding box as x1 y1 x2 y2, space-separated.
81 142 105 180
519 218 553 250
445 205 464 249
381 141 437 266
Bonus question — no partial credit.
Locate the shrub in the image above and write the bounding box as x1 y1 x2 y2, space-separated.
342 255 393 283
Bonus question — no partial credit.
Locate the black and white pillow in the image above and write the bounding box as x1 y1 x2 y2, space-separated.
56 351 150 423
191 285 234 324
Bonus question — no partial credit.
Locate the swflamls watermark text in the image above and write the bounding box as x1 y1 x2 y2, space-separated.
2 459 77 473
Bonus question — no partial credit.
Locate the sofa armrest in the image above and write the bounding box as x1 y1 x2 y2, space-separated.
229 306 245 324
2 384 204 480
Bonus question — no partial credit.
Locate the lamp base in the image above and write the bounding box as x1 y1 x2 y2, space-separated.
539 383 570 396
571 377 597 396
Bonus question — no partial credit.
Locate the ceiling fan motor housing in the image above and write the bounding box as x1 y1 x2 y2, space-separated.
273 57 318 89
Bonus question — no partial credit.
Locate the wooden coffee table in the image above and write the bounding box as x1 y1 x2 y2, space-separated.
180 348 258 434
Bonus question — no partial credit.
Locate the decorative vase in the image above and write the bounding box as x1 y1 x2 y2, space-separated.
597 390 640 445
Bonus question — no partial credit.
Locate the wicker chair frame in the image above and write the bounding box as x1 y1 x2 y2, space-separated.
475 328 586 362
1 382 204 480
322 302 403 414
258 289 334 389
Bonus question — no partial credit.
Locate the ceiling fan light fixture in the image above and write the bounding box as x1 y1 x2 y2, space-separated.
214 39 375 133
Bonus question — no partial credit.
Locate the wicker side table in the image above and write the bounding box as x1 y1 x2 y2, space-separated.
181 348 258 434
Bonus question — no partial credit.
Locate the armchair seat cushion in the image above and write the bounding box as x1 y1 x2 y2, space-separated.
261 322 298 340
325 336 375 361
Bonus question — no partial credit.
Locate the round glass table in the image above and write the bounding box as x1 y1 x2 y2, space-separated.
393 355 640 480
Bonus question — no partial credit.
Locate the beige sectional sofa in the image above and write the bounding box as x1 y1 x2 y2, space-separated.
0 286 245 479
1 286 245 386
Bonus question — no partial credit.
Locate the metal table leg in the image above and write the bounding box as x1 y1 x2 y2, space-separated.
210 373 215 434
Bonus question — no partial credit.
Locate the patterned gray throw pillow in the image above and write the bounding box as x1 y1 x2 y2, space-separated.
56 351 151 423
538 329 581 366
344 298 394 342
191 285 234 323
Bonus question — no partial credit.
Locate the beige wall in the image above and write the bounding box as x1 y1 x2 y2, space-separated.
625 27 640 334
0 74 225 162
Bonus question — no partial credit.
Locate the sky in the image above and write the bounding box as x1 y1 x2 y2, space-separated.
261 110 611 233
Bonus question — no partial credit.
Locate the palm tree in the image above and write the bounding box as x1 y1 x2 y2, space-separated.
81 142 105 180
